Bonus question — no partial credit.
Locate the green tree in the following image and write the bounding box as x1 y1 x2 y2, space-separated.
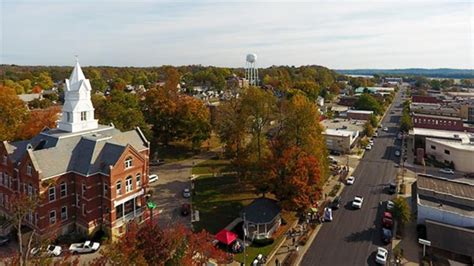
392 197 411 226
355 94 383 115
4 80 25 94
293 81 320 101
92 90 151 139
35 72 53 90
369 114 378 127
363 121 374 137
18 79 32 93
400 113 413 132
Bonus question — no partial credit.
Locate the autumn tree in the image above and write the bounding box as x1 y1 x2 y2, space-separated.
0 86 29 141
274 94 329 180
363 121 374 137
17 106 61 140
329 82 341 95
34 72 53 90
267 146 322 211
392 197 411 226
293 80 320 101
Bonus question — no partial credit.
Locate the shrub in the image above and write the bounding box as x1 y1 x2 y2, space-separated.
328 184 341 197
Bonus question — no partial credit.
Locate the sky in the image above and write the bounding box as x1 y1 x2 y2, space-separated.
1 0 473 69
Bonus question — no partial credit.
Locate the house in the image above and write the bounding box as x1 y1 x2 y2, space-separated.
0 60 150 241
242 198 281 241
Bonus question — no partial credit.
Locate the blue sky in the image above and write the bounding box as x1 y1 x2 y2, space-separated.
1 0 473 69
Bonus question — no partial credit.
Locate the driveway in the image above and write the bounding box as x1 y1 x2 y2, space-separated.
148 148 221 228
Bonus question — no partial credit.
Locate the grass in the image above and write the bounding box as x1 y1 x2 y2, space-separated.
192 174 258 234
192 158 232 175
153 133 222 163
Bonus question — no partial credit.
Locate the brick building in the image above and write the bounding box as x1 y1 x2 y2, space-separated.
413 114 466 131
346 110 374 121
0 60 150 240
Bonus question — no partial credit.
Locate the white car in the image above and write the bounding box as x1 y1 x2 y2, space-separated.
346 176 355 185
375 247 388 264
383 127 389 132
182 188 191 198
386 200 394 211
365 144 372 151
369 139 374 145
395 150 400 157
69 241 100 254
149 174 159 183
30 245 62 257
352 196 364 209
439 168 454 175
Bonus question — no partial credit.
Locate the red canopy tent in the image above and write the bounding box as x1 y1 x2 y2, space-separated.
215 229 237 245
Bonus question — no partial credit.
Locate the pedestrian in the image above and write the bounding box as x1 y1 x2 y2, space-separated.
275 258 279 266
292 237 295 246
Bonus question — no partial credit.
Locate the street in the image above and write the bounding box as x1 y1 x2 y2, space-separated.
301 88 406 266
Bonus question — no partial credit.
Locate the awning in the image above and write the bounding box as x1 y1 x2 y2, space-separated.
215 229 237 245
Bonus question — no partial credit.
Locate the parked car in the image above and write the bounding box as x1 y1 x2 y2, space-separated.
382 228 392 244
323 207 333 222
365 144 372 151
0 236 9 246
439 168 454 175
352 196 364 209
148 174 159 183
382 212 393 228
149 159 165 166
375 247 388 264
346 176 355 185
181 203 191 216
395 150 400 157
182 188 191 198
69 241 100 254
386 200 394 211
388 182 397 194
31 245 62 257
330 196 342 210
383 127 389 132
369 139 374 145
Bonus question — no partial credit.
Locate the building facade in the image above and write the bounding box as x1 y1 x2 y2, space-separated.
0 60 150 240
323 128 359 154
425 138 474 172
346 110 374 121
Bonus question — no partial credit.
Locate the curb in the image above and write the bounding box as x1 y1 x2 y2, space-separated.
265 219 300 264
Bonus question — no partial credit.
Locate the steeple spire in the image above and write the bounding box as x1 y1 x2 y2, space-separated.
57 58 98 132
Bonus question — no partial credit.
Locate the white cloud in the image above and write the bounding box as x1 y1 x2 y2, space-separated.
1 0 472 68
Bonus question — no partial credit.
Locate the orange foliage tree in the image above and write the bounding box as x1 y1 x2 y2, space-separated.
0 86 29 141
17 106 61 140
267 145 322 211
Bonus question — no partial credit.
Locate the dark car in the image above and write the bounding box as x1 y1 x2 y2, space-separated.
388 182 397 194
382 228 392 244
0 236 9 246
181 203 191 216
330 196 342 210
382 212 393 228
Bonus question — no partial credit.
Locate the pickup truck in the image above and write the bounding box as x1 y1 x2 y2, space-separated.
69 241 100 254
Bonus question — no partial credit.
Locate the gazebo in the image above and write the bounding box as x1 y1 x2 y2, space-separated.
242 198 281 241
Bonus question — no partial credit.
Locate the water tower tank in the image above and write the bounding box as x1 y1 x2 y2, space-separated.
246 53 257 63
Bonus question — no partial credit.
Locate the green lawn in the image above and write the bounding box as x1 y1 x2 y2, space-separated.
155 143 199 163
192 159 232 175
192 174 257 234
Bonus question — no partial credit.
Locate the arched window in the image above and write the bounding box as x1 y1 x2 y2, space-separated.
126 176 133 193
125 157 133 169
116 181 122 195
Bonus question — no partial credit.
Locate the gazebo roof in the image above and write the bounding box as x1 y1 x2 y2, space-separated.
242 198 281 224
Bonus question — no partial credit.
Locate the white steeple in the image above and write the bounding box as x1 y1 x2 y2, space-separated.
57 58 98 132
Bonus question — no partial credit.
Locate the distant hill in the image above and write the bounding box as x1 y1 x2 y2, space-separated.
335 68 474 79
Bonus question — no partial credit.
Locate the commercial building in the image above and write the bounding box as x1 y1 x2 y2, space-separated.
407 128 472 159
346 110 374 121
0 61 150 240
415 174 474 261
425 137 474 172
323 128 359 154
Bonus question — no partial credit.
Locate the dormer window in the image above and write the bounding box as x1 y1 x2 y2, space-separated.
26 163 32 176
80 111 87 121
125 157 133 169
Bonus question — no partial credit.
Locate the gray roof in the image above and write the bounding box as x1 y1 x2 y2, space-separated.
242 198 281 224
426 219 474 259
7 125 148 179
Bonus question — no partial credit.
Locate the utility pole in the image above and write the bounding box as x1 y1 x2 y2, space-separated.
243 212 246 266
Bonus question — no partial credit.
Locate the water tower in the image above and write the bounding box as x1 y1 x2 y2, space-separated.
245 53 259 86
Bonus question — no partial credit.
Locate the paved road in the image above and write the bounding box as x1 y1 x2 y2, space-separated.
301 87 406 266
